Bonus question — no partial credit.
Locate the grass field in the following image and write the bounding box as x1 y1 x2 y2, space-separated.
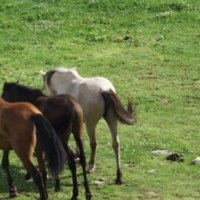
0 0 200 199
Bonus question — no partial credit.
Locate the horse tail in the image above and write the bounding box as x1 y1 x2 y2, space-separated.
102 90 136 125
31 114 66 177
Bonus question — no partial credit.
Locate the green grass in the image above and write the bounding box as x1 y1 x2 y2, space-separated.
0 0 200 199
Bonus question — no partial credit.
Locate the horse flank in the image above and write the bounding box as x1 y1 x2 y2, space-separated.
0 98 66 199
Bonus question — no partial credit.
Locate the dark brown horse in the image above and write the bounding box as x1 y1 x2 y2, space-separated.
0 98 66 200
2 82 92 200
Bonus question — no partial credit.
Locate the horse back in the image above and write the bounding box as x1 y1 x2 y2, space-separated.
46 68 116 121
38 94 83 137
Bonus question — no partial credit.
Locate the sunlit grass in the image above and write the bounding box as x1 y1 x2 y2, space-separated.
0 0 200 199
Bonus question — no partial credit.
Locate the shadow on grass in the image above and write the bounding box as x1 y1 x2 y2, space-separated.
0 163 81 200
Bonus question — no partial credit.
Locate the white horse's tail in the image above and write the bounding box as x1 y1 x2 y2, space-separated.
102 90 136 125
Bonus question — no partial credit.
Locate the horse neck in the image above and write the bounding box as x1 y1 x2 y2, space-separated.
17 89 44 105
30 92 46 105
34 93 48 108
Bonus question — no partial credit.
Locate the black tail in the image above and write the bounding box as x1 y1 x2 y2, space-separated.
102 90 136 125
31 114 66 177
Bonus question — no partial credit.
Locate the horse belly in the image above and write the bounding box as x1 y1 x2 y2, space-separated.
78 91 105 124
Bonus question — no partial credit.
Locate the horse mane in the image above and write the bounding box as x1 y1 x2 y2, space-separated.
55 67 80 78
45 70 56 87
21 82 43 93
5 82 44 99
55 66 77 72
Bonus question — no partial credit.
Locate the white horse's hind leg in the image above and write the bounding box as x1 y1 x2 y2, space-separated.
86 122 97 173
105 112 122 184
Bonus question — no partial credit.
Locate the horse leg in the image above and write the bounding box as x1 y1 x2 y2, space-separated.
64 145 79 200
35 149 48 198
1 150 17 198
24 150 46 182
86 123 97 173
14 144 47 200
73 134 92 200
104 113 122 184
23 159 47 200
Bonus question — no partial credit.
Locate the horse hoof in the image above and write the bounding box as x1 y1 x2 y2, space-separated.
9 187 17 198
24 173 31 180
86 192 92 200
74 157 80 166
86 165 95 173
87 168 95 173
115 178 123 185
55 186 61 192
9 193 17 198
71 196 78 200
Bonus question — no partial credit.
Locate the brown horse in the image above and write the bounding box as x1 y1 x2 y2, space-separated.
2 82 92 200
0 98 66 200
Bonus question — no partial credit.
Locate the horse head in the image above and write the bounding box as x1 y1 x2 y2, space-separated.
41 67 81 96
2 82 18 102
2 82 43 103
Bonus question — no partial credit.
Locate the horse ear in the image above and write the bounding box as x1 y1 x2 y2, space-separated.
40 70 46 76
3 81 7 87
40 70 46 79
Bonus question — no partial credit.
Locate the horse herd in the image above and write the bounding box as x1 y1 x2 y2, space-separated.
0 67 136 200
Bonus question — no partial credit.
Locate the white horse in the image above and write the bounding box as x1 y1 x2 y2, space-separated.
41 67 136 184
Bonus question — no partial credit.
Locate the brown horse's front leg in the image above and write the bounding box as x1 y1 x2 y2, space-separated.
1 150 18 198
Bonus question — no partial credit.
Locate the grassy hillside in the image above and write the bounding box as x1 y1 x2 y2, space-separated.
0 0 200 199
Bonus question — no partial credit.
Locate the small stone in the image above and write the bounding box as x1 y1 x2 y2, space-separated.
192 157 200 164
147 169 157 174
146 191 158 198
152 149 173 156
